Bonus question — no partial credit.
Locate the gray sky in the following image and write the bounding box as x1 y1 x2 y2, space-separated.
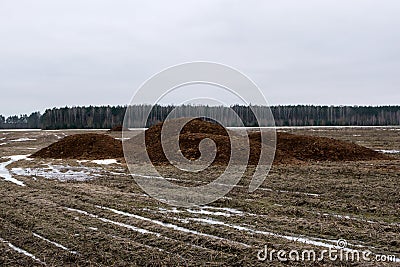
1 0 399 117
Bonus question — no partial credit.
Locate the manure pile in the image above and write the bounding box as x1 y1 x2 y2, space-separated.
31 119 389 164
125 118 238 165
275 132 387 162
31 133 123 160
125 118 389 165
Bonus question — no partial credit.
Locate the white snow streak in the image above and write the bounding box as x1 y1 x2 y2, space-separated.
66 207 157 236
0 155 30 186
376 149 400 154
10 138 36 142
92 159 119 165
0 237 45 264
178 216 399 261
96 205 250 247
33 233 77 254
157 205 247 217
180 216 362 250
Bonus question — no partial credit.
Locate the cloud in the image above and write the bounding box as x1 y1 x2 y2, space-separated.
0 0 399 116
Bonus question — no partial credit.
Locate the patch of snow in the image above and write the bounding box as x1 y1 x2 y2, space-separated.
376 149 400 154
12 164 102 182
10 138 36 142
0 237 45 264
0 143 7 146
9 155 30 161
88 227 98 231
10 168 27 176
92 159 119 165
0 155 30 186
33 233 77 254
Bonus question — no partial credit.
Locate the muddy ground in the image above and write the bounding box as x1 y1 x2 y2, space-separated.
0 127 399 266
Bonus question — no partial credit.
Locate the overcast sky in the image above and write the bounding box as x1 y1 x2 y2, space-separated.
1 0 399 116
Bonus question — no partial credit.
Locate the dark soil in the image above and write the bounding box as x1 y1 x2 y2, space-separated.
30 133 123 160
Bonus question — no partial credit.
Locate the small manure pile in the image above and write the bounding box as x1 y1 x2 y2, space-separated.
275 132 388 162
31 133 123 160
125 118 389 166
249 131 388 163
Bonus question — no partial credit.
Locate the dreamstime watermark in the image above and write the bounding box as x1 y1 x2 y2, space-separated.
122 62 276 207
257 239 398 263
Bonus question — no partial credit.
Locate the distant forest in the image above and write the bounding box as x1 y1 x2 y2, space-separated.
1 105 400 129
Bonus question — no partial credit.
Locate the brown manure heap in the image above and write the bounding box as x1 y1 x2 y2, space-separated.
31 133 123 160
124 118 235 165
32 119 390 164
275 132 388 162
125 118 390 165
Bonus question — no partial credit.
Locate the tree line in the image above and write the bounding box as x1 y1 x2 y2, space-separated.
1 105 399 129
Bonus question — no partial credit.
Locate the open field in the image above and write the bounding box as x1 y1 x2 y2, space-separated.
0 127 399 266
